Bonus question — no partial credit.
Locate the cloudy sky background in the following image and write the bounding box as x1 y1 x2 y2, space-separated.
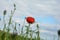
0 0 60 40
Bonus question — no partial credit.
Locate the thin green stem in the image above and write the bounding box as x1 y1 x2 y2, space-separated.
36 24 40 40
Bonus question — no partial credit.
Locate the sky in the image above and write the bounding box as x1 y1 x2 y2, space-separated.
0 0 60 40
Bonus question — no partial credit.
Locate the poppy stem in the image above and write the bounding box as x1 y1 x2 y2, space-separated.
26 23 30 40
29 24 33 40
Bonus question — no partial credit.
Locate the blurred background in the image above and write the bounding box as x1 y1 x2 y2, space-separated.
0 0 60 40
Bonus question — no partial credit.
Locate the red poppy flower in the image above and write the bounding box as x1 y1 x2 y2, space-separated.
26 16 35 24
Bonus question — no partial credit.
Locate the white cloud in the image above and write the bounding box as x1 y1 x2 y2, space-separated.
0 0 60 22
40 29 57 35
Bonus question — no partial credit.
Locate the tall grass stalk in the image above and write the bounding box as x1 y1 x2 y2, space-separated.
6 4 16 40
2 10 7 40
3 10 6 31
12 23 17 40
36 24 40 40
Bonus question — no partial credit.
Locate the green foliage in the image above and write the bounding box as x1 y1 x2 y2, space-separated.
0 30 38 40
